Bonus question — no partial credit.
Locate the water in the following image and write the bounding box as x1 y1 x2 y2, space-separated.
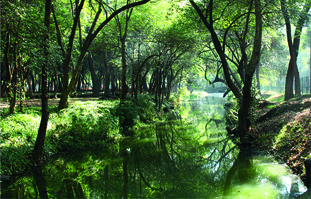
1 92 307 198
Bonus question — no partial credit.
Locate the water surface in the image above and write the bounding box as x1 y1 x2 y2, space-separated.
2 92 307 198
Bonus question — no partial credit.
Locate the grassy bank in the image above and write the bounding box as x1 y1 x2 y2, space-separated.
252 94 311 184
0 94 159 176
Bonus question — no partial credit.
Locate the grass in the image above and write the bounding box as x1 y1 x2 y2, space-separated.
0 94 161 176
0 100 119 175
266 94 284 103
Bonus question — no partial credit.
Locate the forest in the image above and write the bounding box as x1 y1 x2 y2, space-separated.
1 0 311 198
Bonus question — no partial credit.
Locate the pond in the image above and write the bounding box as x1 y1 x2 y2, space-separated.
1 92 307 198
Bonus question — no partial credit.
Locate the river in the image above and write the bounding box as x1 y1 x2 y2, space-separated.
1 92 307 198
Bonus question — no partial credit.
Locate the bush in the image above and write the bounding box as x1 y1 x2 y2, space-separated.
0 101 120 175
48 101 119 150
113 94 157 136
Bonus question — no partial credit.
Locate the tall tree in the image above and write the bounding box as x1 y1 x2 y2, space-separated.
281 0 311 100
310 29 311 94
33 0 52 164
115 6 133 99
190 0 263 145
56 0 150 109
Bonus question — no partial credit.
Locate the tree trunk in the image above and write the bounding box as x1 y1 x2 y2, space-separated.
256 57 261 94
191 0 262 146
31 72 36 93
18 65 25 112
111 67 117 95
238 0 262 146
33 0 51 164
58 76 62 92
282 0 310 100
139 74 143 94
157 69 162 110
88 52 100 97
148 70 156 94
33 166 49 199
27 75 35 99
77 76 82 92
103 50 111 97
58 1 150 108
238 75 253 145
142 76 148 92
119 8 133 100
166 68 173 100
190 0 242 100
10 63 18 114
121 38 128 99
3 26 11 99
1 83 7 98
52 64 58 98
4 25 12 100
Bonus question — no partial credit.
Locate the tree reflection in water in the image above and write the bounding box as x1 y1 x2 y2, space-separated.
224 148 252 196
1 94 306 198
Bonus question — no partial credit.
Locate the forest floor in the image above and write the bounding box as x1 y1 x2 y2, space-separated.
0 97 100 109
251 94 311 184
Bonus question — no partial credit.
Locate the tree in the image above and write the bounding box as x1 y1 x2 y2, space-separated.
190 0 263 145
55 0 151 109
33 0 52 164
1 1 43 113
281 0 311 100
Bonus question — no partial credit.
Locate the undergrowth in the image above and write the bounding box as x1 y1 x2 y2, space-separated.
0 95 163 176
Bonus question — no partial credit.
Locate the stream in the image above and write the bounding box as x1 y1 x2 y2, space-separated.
1 92 307 198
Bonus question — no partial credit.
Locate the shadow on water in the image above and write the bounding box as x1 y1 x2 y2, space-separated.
1 93 307 198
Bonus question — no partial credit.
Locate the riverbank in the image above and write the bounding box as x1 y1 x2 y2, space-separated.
0 94 160 176
252 94 311 185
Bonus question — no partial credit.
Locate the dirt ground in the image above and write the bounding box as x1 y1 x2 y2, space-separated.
252 95 311 184
0 97 101 109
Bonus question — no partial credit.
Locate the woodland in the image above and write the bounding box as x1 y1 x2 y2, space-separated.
1 0 311 198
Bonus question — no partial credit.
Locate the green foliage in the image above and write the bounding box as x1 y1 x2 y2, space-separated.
0 109 43 175
0 101 120 175
249 85 264 125
49 101 119 151
224 93 239 126
267 94 284 103
274 119 310 155
177 87 190 99
113 94 158 132
0 96 160 175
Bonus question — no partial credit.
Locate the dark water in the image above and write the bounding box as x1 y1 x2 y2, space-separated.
1 92 307 198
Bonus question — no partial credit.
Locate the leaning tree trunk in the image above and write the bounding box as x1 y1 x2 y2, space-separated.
58 0 150 109
33 0 51 164
191 0 262 146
